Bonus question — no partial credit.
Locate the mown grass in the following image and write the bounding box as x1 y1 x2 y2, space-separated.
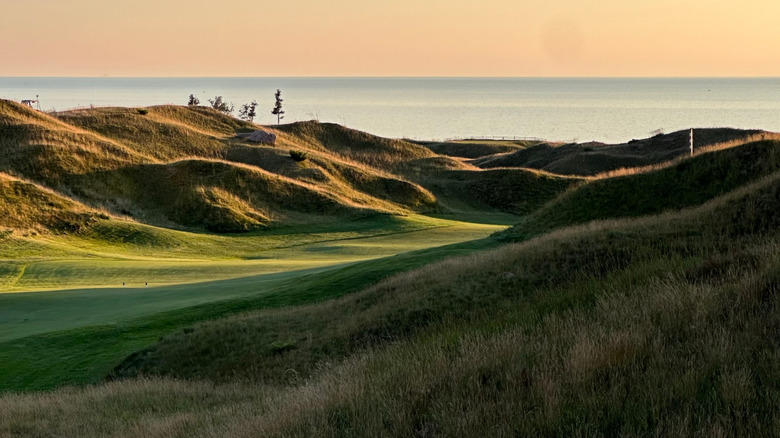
2 168 778 437
1 215 502 292
0 231 501 393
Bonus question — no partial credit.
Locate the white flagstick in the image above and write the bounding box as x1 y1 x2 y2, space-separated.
690 128 694 156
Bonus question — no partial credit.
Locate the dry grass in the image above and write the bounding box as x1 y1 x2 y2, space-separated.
275 121 437 171
476 128 778 177
502 139 780 242
594 132 780 179
3 171 779 437
0 172 108 234
412 139 540 159
118 171 780 384
415 167 580 216
3 99 780 435
1 100 446 232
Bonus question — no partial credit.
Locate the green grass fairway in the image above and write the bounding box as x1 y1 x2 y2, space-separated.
1 215 502 292
0 218 503 341
0 216 506 392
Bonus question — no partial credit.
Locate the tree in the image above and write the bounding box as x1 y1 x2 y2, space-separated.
271 89 284 124
238 101 258 122
208 96 234 115
187 94 200 106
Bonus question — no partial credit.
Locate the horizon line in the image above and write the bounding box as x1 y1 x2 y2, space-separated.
1 75 779 80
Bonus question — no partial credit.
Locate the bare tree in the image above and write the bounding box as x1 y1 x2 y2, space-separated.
239 101 258 122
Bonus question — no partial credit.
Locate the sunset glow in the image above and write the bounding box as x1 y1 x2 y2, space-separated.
1 0 779 76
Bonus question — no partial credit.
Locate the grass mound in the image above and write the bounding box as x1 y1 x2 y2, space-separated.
501 139 780 241
413 139 537 159
0 173 104 234
54 106 256 161
0 100 151 186
476 128 779 176
99 171 780 436
63 159 386 231
419 167 580 215
275 121 436 170
1 101 446 232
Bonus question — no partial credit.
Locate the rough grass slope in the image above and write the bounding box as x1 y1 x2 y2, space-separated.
476 128 779 176
0 101 441 232
26 169 778 437
501 138 780 241
0 172 105 234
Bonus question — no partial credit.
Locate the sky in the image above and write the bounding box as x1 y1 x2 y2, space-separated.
1 0 779 77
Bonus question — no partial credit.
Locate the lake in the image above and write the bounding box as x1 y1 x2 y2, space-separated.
1 77 778 143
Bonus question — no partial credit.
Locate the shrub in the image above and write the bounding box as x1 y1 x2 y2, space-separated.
136 108 148 115
208 96 234 115
290 150 308 162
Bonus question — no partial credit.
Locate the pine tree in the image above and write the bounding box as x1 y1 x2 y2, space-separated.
187 94 200 106
271 89 285 124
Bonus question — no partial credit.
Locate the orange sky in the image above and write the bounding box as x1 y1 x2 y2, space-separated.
1 0 778 77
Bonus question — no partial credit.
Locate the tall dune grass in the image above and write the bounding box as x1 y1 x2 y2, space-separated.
595 132 780 179
3 172 779 437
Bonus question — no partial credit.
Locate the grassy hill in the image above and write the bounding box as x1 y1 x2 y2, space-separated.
2 99 779 436
275 121 437 170
501 138 780 241
0 100 443 233
475 128 780 176
417 167 581 216
0 172 105 234
6 160 777 437
9 98 640 234
413 138 541 159
0 100 151 184
114 167 780 385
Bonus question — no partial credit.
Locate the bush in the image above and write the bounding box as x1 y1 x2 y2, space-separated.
289 150 308 162
208 96 234 115
136 108 148 115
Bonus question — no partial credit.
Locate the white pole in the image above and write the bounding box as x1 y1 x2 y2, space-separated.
689 128 694 156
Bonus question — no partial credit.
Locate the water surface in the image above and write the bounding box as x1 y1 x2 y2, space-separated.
1 77 778 143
